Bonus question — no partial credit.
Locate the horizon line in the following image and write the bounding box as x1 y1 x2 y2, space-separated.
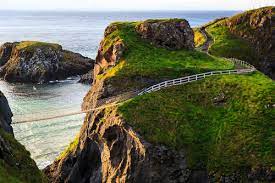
0 9 248 12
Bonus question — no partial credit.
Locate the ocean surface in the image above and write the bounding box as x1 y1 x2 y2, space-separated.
0 10 239 169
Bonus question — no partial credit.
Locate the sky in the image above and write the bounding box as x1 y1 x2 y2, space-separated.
0 0 274 11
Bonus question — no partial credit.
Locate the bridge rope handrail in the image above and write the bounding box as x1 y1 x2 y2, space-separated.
12 58 256 124
12 102 123 124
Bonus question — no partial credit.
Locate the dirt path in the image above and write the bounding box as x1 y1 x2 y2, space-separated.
198 28 213 52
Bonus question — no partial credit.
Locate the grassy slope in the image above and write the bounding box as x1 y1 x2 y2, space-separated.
206 21 259 64
101 21 234 90
16 41 61 52
119 72 274 175
205 7 274 66
0 129 47 183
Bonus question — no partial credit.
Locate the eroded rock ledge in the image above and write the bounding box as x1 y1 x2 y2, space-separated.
0 41 94 83
136 19 194 50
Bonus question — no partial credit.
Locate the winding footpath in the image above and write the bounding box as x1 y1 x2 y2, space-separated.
12 29 256 124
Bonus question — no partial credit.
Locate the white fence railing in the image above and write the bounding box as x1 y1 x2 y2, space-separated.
138 59 256 95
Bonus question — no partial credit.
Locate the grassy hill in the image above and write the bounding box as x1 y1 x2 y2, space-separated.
119 72 274 177
100 21 234 92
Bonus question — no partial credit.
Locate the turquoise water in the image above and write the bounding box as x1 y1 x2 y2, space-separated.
0 10 238 169
0 79 90 168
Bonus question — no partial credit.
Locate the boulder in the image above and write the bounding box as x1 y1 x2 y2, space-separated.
0 41 95 83
136 19 194 50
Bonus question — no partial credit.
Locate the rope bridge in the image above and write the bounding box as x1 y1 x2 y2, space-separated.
12 58 256 124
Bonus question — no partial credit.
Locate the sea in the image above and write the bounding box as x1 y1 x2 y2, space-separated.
0 10 239 169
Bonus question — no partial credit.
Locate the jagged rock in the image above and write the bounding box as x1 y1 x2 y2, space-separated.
136 19 194 50
44 108 194 183
0 91 13 134
0 41 95 83
0 42 17 66
79 71 93 84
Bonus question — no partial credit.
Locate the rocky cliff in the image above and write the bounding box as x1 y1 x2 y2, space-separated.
206 6 275 79
136 19 194 50
45 18 273 183
0 41 94 83
0 90 46 182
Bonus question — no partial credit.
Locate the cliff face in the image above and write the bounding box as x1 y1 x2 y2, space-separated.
0 90 46 182
136 19 194 50
0 41 94 83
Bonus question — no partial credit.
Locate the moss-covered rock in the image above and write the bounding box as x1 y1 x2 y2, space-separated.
0 90 47 182
0 41 94 83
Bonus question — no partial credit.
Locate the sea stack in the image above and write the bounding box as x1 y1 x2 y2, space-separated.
0 41 94 83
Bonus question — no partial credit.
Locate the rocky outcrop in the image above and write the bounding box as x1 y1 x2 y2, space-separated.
136 19 194 50
224 7 275 79
0 91 13 134
44 107 196 183
0 42 17 67
0 41 94 83
79 71 93 84
0 90 46 182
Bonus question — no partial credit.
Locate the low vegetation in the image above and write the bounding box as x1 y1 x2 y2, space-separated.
206 21 259 63
119 72 273 176
56 134 79 161
0 129 47 183
16 41 61 51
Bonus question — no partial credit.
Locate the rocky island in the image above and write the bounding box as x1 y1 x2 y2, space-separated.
0 41 94 83
44 7 274 183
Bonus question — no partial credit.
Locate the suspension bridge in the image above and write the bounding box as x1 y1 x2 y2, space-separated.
12 57 256 124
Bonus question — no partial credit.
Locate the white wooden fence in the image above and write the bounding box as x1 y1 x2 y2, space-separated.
138 58 256 95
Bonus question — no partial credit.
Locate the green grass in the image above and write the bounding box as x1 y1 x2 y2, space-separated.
206 22 259 64
118 72 274 176
56 134 79 161
16 41 61 52
0 129 47 183
101 21 234 91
